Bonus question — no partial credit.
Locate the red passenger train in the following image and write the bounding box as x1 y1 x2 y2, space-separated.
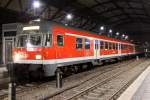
12 21 136 77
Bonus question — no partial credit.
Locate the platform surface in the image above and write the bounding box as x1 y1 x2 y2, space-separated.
118 65 150 100
132 70 150 100
0 67 7 73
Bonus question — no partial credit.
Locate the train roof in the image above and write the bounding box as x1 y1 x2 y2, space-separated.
27 20 134 45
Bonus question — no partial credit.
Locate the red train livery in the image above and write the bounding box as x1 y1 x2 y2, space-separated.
12 21 136 77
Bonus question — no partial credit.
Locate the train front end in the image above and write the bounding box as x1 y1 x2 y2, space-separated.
13 25 43 63
12 23 54 78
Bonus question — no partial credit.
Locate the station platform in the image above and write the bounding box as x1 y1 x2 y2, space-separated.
0 65 7 78
118 65 150 100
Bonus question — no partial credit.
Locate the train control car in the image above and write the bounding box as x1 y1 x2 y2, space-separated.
12 21 136 78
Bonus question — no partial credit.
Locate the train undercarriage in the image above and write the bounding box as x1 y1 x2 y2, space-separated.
6 54 143 83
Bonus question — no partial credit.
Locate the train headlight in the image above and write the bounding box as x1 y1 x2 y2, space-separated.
13 52 27 62
13 53 22 62
36 55 42 60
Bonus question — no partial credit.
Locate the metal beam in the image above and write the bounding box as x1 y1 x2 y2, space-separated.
50 9 62 20
125 0 143 24
4 0 14 8
91 0 142 9
97 7 143 16
91 0 110 9
140 0 150 18
111 1 131 19
111 18 150 27
18 0 22 11
108 13 148 19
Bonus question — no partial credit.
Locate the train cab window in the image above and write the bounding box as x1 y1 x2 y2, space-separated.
17 35 28 47
57 35 64 46
45 34 52 47
76 38 83 49
85 39 90 49
30 34 42 46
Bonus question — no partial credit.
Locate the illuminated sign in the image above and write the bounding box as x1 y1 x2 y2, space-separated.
23 26 40 30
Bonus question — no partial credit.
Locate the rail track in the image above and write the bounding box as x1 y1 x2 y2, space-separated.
0 59 149 100
48 59 150 100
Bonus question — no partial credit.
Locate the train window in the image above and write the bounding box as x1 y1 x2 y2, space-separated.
124 45 126 49
95 40 99 49
105 42 109 50
121 44 124 50
29 34 42 46
45 34 52 47
76 38 83 49
109 42 112 50
57 35 64 46
113 43 115 50
115 43 118 50
85 39 90 49
100 41 104 50
17 35 28 47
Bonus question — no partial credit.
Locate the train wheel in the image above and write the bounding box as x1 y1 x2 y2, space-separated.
82 64 88 71
73 65 79 74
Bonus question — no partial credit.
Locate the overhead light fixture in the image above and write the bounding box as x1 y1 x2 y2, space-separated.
33 0 41 8
122 34 125 37
116 32 119 35
109 29 112 33
125 35 128 39
33 18 41 22
66 14 73 20
23 26 40 30
100 26 104 30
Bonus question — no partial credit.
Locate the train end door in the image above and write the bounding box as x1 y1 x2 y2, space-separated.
94 40 100 59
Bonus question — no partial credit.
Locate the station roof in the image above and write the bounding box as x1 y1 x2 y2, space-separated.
0 0 150 44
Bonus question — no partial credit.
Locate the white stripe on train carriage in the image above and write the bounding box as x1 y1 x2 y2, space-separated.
14 53 135 64
65 33 134 45
65 33 119 43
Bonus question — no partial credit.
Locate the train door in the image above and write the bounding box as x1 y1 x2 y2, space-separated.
118 43 121 55
56 34 64 60
94 40 100 59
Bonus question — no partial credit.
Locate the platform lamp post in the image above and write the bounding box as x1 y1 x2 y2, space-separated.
33 0 41 16
8 56 16 100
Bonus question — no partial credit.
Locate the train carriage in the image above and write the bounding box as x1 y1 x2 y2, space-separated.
12 21 136 78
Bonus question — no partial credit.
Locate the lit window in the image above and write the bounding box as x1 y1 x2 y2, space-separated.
57 35 64 46
85 39 90 49
76 38 83 49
